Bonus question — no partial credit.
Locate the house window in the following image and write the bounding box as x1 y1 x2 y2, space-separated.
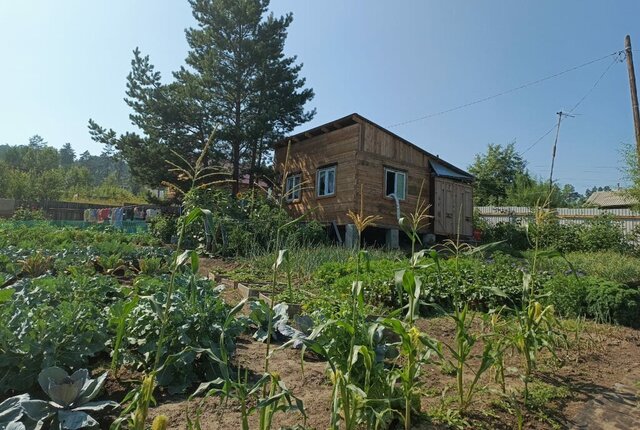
316 166 336 197
385 168 406 200
285 174 301 202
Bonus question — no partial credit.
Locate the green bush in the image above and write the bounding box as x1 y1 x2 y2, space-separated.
542 275 588 318
585 279 640 327
542 275 640 327
179 188 327 257
149 214 178 243
311 257 402 311
480 222 529 251
11 206 47 221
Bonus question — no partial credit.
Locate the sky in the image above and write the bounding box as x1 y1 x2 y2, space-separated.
1 1 640 193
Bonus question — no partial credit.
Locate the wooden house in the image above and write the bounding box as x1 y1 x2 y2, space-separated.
274 113 473 247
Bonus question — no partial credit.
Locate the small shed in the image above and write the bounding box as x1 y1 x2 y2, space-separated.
274 113 474 246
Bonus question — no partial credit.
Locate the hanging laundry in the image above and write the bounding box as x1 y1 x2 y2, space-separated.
83 209 90 222
87 209 98 223
146 208 161 220
114 207 124 228
133 207 145 220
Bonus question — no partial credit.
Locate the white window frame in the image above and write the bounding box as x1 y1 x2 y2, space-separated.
384 168 407 201
316 166 336 197
285 173 301 202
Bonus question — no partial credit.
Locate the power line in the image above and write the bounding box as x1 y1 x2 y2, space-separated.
519 53 624 156
387 50 623 129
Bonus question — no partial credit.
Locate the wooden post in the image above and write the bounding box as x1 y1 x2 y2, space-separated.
549 112 563 193
625 35 640 163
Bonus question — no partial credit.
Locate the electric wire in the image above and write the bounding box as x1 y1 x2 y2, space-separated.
387 50 623 129
519 52 624 156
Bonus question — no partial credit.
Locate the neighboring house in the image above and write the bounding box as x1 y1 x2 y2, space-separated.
273 113 473 247
584 190 638 209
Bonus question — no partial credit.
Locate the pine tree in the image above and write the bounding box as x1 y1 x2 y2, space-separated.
89 0 314 192
59 143 76 167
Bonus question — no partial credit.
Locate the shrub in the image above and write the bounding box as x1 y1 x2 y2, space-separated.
585 279 640 327
542 275 588 318
481 221 529 251
179 188 328 257
542 275 640 327
11 206 47 221
149 214 178 243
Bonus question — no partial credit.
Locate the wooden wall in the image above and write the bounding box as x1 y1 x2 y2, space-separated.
355 122 432 230
275 117 473 237
433 178 473 236
274 124 360 225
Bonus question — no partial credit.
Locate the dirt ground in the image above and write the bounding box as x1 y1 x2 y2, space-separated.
114 258 640 429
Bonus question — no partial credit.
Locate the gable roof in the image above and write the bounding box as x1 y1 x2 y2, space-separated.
278 113 473 181
584 190 638 208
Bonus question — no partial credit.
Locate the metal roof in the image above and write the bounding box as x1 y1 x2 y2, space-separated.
429 160 474 181
584 191 638 208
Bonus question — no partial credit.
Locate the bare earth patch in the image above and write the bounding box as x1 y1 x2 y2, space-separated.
139 283 640 429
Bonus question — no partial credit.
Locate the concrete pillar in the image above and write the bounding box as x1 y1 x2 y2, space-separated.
386 228 399 249
344 224 358 249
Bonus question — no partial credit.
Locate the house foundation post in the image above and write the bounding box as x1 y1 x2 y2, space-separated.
344 224 358 249
386 228 399 249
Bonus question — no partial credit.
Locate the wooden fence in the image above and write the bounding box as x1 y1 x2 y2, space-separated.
476 206 640 236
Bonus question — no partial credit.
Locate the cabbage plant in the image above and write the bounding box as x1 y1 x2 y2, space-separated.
0 367 117 429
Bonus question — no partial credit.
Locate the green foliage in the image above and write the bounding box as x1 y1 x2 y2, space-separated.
478 221 529 251
584 279 640 327
468 142 528 205
178 188 327 256
538 251 640 286
11 206 47 221
0 138 142 202
0 274 120 393
89 0 315 190
482 214 632 254
542 275 587 319
312 257 402 310
149 214 178 244
118 278 247 393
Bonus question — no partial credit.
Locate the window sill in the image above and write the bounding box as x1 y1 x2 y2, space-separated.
316 194 336 200
385 195 406 202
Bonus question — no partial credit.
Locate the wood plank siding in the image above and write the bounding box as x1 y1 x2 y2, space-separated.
356 122 432 229
274 113 474 237
274 123 360 225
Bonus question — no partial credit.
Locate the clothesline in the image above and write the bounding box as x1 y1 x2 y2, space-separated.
83 206 162 225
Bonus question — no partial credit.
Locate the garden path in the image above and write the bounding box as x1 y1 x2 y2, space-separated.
571 366 640 429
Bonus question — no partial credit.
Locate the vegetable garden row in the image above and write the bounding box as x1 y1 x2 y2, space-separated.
1 214 639 429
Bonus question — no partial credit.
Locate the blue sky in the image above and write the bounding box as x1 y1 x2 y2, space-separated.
1 1 639 193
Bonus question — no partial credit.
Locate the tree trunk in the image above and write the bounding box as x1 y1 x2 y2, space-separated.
232 99 241 195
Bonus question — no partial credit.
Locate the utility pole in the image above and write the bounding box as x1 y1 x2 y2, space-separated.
549 111 574 194
549 112 563 193
625 35 640 163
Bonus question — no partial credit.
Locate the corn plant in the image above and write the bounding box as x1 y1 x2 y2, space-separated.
428 239 505 414
109 296 140 377
382 315 440 430
507 274 564 402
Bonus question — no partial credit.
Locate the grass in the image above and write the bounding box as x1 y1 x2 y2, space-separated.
535 250 640 286
236 244 404 284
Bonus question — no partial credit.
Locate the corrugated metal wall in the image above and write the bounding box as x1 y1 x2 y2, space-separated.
476 206 640 235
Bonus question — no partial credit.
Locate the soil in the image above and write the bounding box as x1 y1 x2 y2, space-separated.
112 265 640 429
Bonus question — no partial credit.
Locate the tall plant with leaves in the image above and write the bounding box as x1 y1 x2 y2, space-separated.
513 200 566 402
111 135 222 430
427 240 503 414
